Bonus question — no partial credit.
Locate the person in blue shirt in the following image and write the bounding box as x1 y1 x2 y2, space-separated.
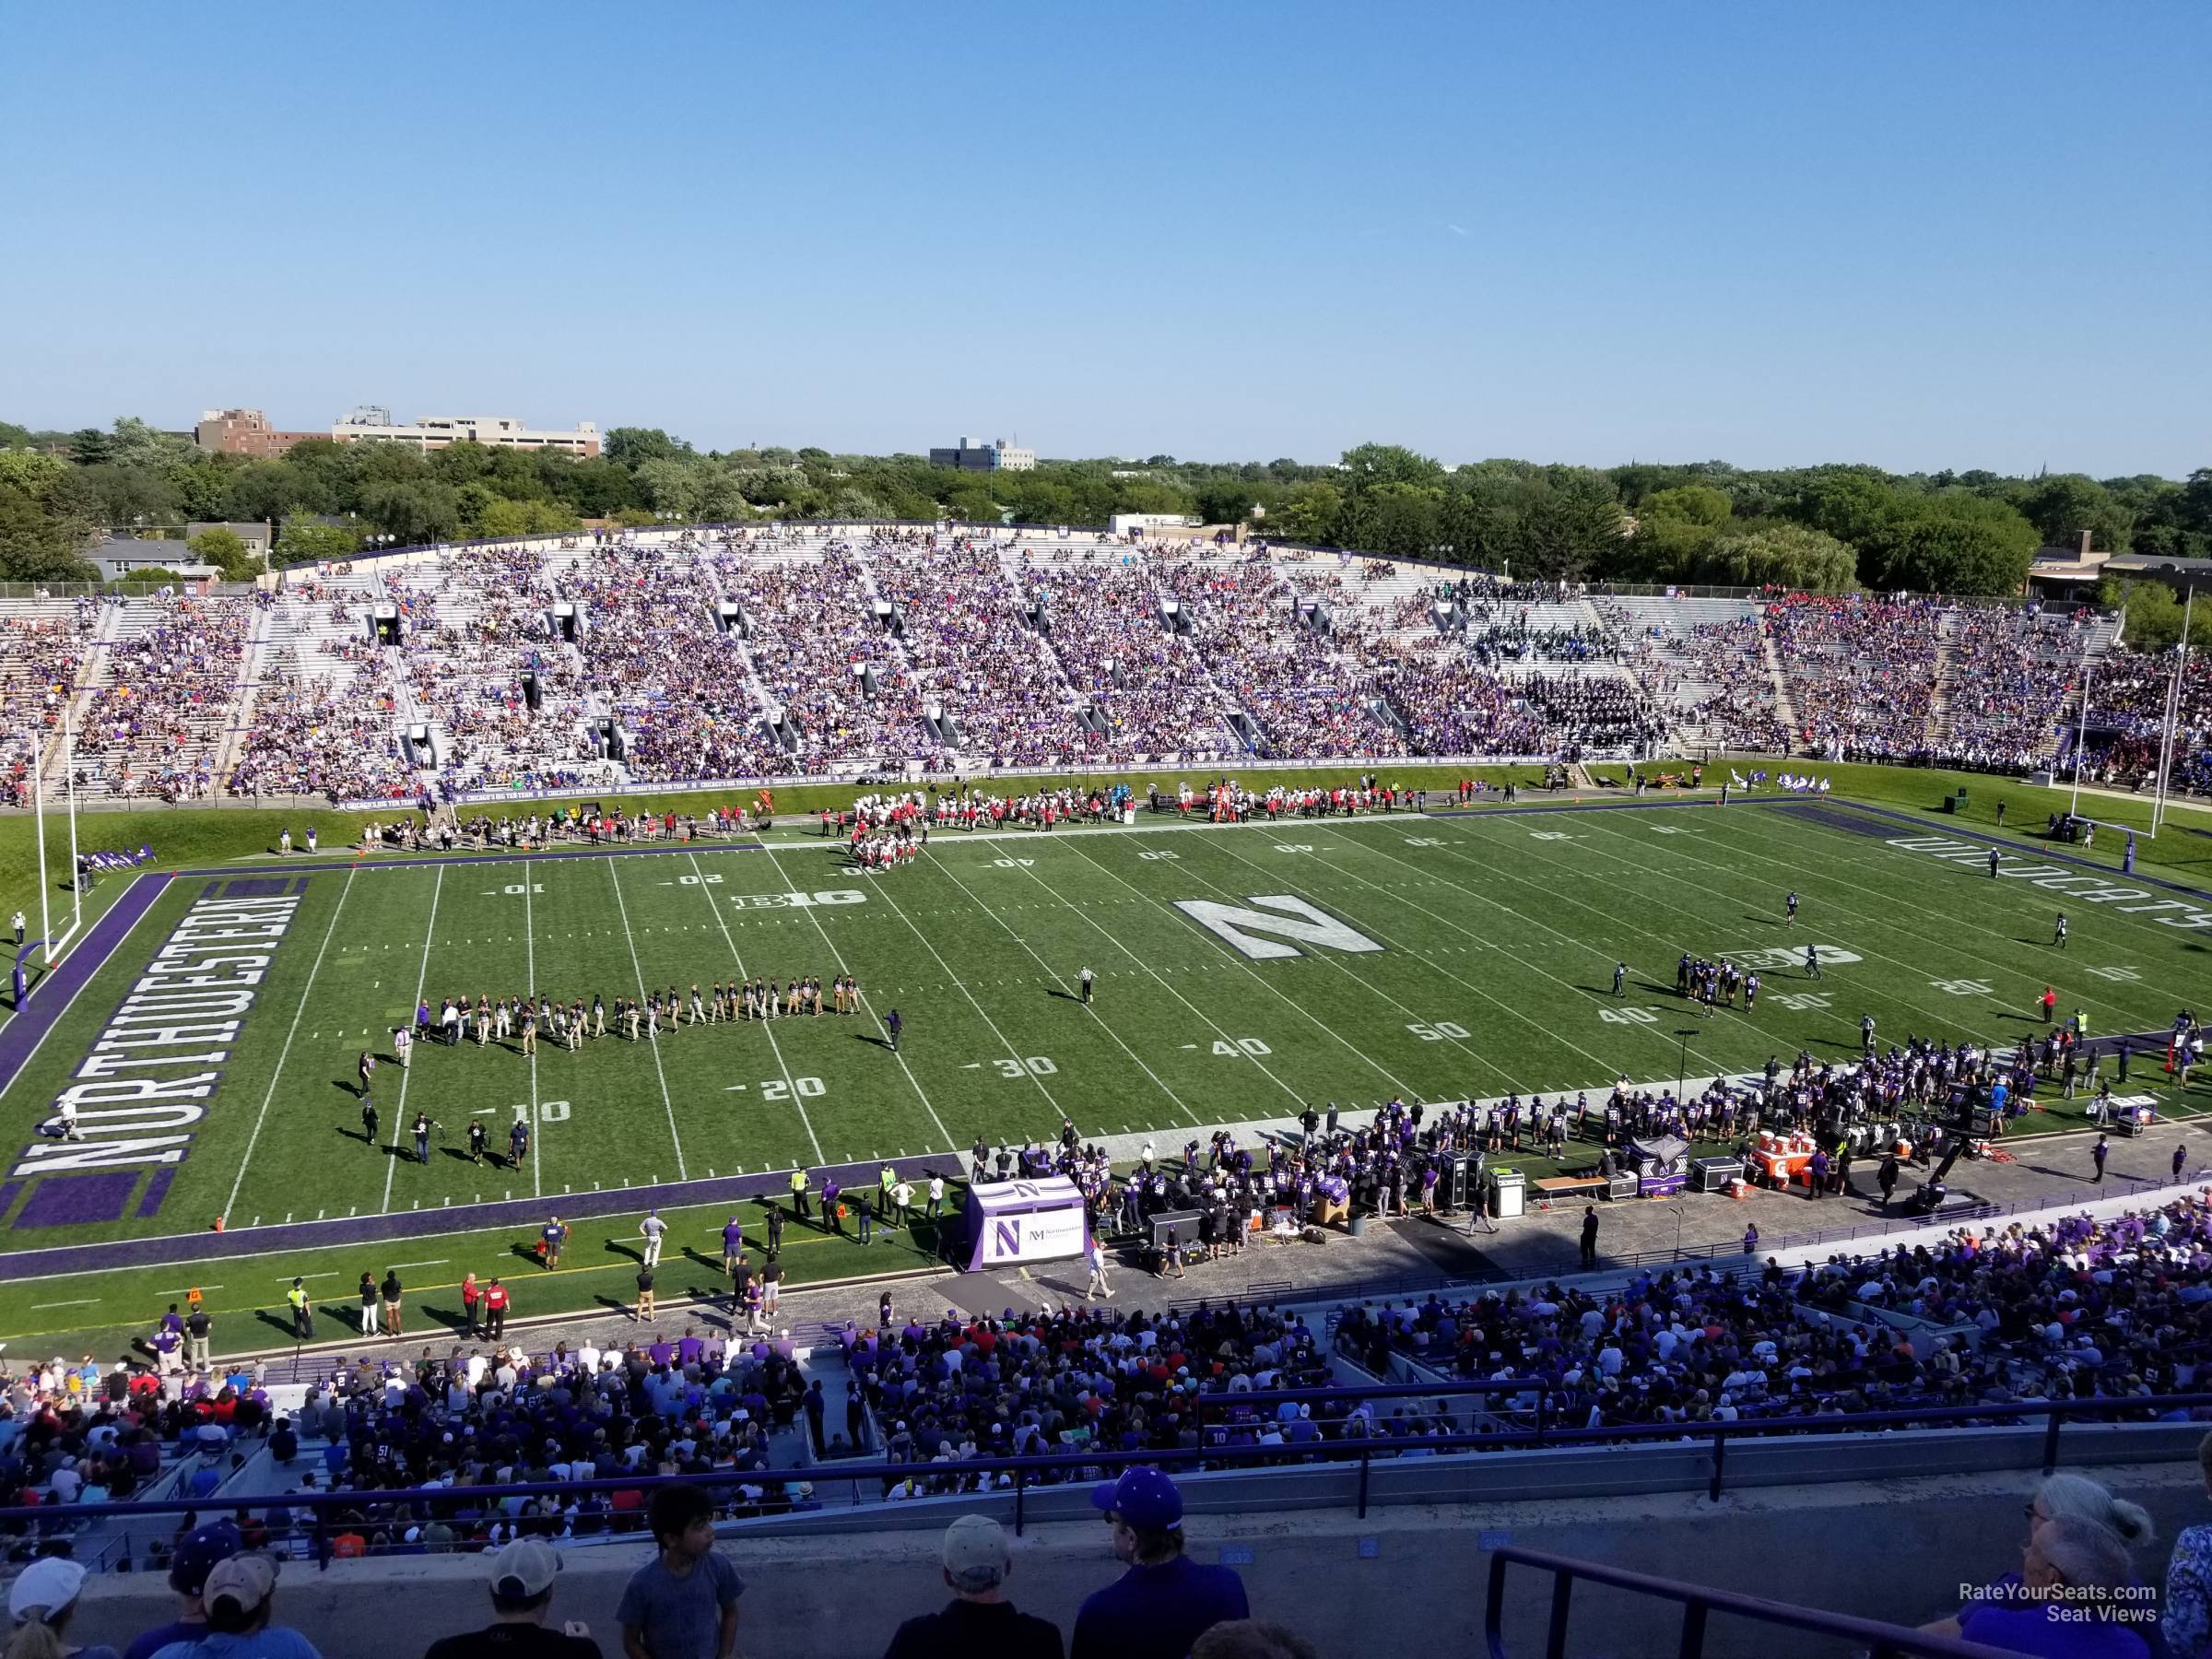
1072 1468 1249 1659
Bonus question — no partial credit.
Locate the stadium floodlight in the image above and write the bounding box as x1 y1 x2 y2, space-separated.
28 695 84 989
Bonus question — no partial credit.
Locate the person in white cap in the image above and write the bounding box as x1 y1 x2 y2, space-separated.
422 1536 599 1658
147 1554 319 1659
882 1515 1063 1659
9 1556 118 1659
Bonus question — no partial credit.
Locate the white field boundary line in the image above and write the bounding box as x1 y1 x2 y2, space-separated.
0 873 145 1039
525 856 543 1196
1559 807 2153 1038
0 874 171 1101
380 865 444 1212
752 840 958 1156
604 857 688 1182
1050 833 1420 1099
3 1057 2191 1296
685 850 825 1167
922 849 1199 1129
223 866 359 1221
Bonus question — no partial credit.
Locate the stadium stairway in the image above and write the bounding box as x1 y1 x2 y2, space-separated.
1757 624 1798 736
212 595 281 782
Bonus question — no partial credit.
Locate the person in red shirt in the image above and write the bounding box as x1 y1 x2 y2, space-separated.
460 1273 481 1338
483 1278 512 1340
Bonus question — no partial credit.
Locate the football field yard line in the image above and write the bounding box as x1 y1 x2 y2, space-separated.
1331 818 1823 1063
1207 830 1616 1090
753 841 956 1155
852 858 1071 1122
1689 807 2205 985
924 852 1200 1128
1565 808 2155 1034
605 858 688 1182
380 865 444 1214
1438 807 2003 1044
222 866 358 1223
684 851 825 1167
1050 834 1418 1099
525 857 543 1197
1723 804 2212 950
975 845 1308 1112
1540 804 2175 1044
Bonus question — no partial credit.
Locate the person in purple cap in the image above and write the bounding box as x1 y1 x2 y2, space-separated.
123 1519 242 1659
1073 1467 1248 1659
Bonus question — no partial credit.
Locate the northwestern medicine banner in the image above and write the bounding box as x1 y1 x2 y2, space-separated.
7 878 310 1230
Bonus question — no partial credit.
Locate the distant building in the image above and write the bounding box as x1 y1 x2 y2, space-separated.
89 537 218 583
329 407 601 458
929 436 1035 473
194 408 323 459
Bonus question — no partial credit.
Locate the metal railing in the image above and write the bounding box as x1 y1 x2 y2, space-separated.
4 1387 2206 1571
1484 1545 2020 1659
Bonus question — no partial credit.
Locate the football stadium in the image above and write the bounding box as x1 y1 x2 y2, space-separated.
5 9 2211 1657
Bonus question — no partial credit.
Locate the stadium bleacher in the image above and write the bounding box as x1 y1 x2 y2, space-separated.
2 527 2200 808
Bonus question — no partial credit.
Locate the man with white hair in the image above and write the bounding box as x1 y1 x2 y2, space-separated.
881 1515 1062 1659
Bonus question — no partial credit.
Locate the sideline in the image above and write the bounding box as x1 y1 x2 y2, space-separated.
0 871 172 1104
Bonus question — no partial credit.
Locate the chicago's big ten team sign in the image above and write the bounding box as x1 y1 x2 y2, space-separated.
1172 894 1383 960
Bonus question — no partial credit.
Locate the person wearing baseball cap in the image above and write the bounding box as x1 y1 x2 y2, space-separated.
1072 1468 1249 1659
422 1537 600 1658
881 1516 1062 1659
10 1556 117 1659
145 1555 317 1659
121 1521 241 1659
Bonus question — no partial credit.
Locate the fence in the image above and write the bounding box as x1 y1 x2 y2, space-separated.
6 1385 2207 1574
1483 1545 2018 1659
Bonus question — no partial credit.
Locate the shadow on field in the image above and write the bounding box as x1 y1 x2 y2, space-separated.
853 1033 895 1051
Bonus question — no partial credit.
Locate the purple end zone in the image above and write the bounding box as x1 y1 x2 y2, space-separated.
0 872 171 1103
14 1171 139 1228
1770 802 1896 838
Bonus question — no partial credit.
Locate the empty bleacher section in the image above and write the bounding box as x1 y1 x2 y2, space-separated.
6 528 2190 803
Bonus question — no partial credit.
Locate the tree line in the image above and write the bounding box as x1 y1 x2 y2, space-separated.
1 417 2206 598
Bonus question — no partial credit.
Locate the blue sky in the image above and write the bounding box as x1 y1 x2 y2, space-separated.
3 2 2206 476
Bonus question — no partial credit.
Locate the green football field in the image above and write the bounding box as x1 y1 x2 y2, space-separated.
2 791 2208 1358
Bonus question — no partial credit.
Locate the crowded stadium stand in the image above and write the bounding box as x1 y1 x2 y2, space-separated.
6 1177 2211 1655
2 526 2204 809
